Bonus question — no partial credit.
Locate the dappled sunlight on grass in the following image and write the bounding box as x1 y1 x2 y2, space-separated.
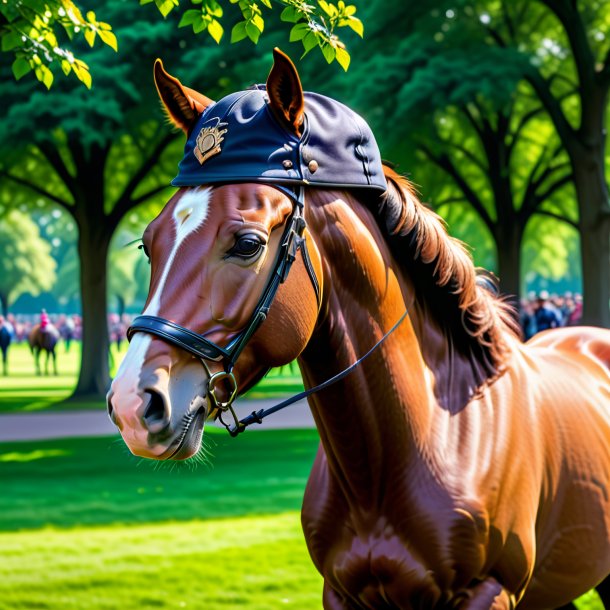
0 448 71 463
0 513 322 610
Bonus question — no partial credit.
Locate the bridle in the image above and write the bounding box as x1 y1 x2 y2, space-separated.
127 185 407 437
127 186 319 431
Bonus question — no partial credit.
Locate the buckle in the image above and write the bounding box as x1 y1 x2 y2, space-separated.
207 370 238 411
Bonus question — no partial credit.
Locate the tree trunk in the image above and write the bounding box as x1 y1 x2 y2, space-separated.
494 223 523 309
117 295 125 319
573 159 610 327
72 223 112 398
0 293 7 317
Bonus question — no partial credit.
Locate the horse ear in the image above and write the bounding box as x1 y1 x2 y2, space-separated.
153 59 214 133
267 48 304 136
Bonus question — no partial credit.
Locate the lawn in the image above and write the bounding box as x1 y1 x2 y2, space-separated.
0 342 304 413
0 346 604 610
0 432 604 610
0 430 322 609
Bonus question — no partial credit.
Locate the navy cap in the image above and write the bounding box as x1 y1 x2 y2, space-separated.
172 86 387 193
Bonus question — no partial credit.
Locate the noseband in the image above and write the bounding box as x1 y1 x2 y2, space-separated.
127 186 321 431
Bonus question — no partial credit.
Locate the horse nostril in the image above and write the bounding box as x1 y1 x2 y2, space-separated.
106 393 119 427
142 390 171 434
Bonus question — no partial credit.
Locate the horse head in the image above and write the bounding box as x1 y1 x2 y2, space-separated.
107 51 326 459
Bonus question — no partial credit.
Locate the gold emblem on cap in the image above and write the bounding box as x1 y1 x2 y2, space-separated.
193 120 228 165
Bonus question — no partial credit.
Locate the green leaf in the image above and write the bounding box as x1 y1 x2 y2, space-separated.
289 22 310 42
193 17 209 33
178 9 200 27
260 0 272 7
207 18 223 43
12 57 32 81
1 30 22 52
335 46 350 70
61 60 72 76
155 0 178 18
231 21 248 42
98 29 118 51
84 28 96 47
35 64 54 89
246 20 260 42
86 10 96 22
205 0 223 16
301 31 318 54
252 14 264 31
280 6 299 22
77 67 92 89
345 16 363 37
318 0 333 17
321 43 335 63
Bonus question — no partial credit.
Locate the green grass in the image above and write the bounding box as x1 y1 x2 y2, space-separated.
0 513 322 610
0 430 319 531
0 430 322 609
0 342 304 413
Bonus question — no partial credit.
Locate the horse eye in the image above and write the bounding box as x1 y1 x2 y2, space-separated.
138 243 151 263
228 234 263 258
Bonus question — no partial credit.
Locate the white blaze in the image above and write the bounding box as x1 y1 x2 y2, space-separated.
112 188 211 396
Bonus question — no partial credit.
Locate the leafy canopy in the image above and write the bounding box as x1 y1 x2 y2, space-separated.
1 0 117 89
1 0 363 91
0 209 57 310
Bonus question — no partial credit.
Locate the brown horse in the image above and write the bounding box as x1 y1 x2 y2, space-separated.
29 324 59 375
107 50 610 609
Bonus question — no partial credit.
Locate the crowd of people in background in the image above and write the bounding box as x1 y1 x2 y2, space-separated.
0 312 133 351
0 292 584 351
519 291 583 340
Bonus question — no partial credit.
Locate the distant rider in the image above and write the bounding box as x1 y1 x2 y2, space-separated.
40 309 50 333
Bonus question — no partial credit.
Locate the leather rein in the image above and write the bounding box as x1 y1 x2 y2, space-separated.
127 186 407 437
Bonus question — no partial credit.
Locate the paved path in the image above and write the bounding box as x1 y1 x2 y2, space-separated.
0 398 314 442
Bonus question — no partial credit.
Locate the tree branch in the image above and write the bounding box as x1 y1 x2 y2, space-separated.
535 209 578 229
441 139 488 174
536 172 574 204
0 170 72 210
36 141 77 200
110 132 176 226
525 70 575 148
418 142 496 232
537 0 597 97
129 184 173 207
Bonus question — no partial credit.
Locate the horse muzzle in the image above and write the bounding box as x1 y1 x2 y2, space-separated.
107 350 211 460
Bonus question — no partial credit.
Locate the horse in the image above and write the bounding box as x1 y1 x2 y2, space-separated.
28 323 59 376
0 319 11 375
107 49 610 609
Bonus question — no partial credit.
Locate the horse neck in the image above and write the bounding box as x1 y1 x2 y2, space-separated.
299 193 494 506
298 195 430 505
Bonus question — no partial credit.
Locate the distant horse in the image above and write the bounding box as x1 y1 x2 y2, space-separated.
0 322 11 375
29 324 59 375
108 50 610 609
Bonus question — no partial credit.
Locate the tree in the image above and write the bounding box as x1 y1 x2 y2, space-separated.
392 0 609 324
0 0 340 398
1 0 362 89
332 1 572 303
0 209 56 315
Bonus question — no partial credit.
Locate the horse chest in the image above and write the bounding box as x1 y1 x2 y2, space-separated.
328 528 443 607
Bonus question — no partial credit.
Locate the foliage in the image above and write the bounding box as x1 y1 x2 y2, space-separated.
1 0 362 91
147 0 363 70
0 0 117 89
0 209 56 314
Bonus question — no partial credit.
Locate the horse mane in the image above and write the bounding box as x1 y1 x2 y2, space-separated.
375 165 519 376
